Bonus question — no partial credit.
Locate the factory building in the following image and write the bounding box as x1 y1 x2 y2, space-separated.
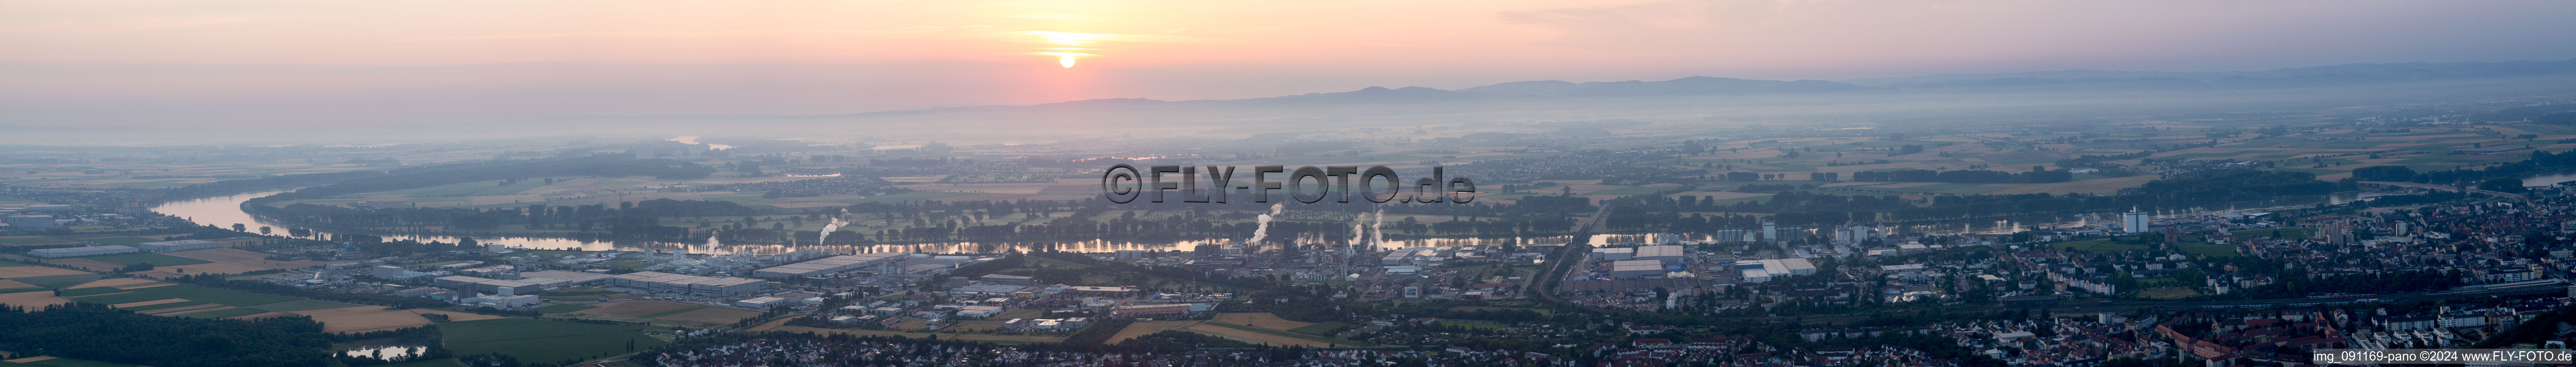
1730 258 1818 283
750 253 907 279
1608 260 1667 278
518 270 615 287
6 215 58 229
29 245 138 258
1630 245 1687 263
1589 247 1635 261
433 275 538 296
373 265 433 281
608 271 773 296
135 239 217 252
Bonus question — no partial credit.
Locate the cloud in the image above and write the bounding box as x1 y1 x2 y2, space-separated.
397 27 981 42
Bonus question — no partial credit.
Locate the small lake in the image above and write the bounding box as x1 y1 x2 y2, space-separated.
2525 172 2576 187
340 344 422 360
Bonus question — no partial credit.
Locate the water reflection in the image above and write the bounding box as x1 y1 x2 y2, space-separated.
339 345 420 360
2526 172 2576 187
149 192 1629 254
150 187 2401 256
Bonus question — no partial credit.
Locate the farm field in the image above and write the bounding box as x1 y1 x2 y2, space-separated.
1 356 147 367
1432 320 1506 330
1184 322 1370 347
292 305 435 333
1211 313 1313 331
573 300 702 317
68 291 176 305
655 307 759 324
765 325 1070 343
1448 306 1553 316
77 253 211 266
64 278 158 289
250 299 365 311
408 309 511 321
440 318 669 365
1109 320 1202 344
1287 321 1356 335
534 304 597 314
71 237 161 247
165 248 333 269
124 283 300 306
0 290 71 308
0 266 92 278
176 307 269 319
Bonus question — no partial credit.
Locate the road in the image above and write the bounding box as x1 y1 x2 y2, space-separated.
1526 204 1611 307
2358 181 2526 200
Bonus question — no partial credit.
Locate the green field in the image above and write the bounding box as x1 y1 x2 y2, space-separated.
379 359 466 367
2177 242 2239 258
124 283 300 306
441 318 667 365
534 304 598 314
75 237 161 247
0 260 30 266
8 274 104 289
1587 187 1666 196
1286 321 1354 335
0 237 67 244
67 292 177 305
117 300 210 311
1199 321 1371 347
635 305 711 319
2232 228 2310 238
14 357 146 367
177 307 271 319
79 253 212 266
58 286 134 296
1431 320 1507 330
2053 239 2152 252
250 299 363 311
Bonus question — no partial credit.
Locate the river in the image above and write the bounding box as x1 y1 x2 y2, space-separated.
148 186 2405 255
146 191 1674 254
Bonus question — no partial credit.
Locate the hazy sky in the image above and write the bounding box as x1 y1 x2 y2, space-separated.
5 0 2573 128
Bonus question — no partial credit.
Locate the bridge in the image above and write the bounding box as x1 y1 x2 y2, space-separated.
2357 181 2525 200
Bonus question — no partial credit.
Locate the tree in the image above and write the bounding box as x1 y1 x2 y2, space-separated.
231 223 247 232
257 227 272 235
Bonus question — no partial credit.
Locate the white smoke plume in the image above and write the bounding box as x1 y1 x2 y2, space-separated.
1245 203 1285 246
704 229 721 247
1349 221 1366 246
818 216 848 244
1370 208 1385 246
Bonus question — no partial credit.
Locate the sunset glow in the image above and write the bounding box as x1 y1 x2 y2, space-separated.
1039 52 1091 67
1 0 2569 127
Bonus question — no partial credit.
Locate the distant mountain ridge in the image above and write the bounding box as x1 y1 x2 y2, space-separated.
840 58 2576 115
1843 58 2576 86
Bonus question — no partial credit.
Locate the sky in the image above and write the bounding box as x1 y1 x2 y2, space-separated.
4 0 2574 128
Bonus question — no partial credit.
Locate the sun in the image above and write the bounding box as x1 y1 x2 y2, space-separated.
1038 52 1092 68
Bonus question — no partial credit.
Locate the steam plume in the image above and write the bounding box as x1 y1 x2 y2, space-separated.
1370 208 1385 246
1246 203 1284 245
818 216 848 244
